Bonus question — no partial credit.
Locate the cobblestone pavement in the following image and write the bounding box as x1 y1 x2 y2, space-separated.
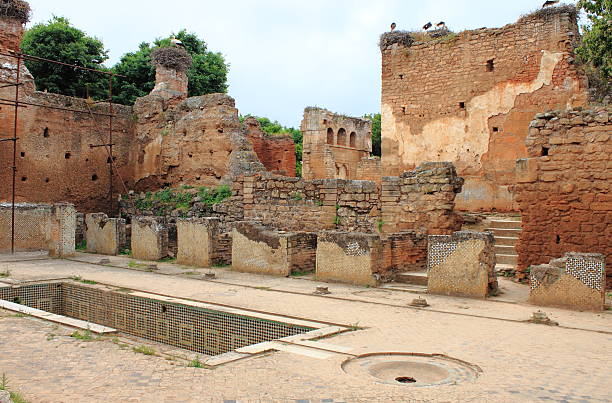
0 253 611 403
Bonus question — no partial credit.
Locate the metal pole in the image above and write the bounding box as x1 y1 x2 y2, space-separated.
108 75 114 216
11 55 21 254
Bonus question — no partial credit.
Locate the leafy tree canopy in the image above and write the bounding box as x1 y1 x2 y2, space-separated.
20 16 109 99
363 113 381 157
112 29 228 105
577 0 611 100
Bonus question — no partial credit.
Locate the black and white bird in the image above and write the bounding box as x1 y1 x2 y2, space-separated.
542 0 560 7
436 21 446 29
422 22 432 31
390 22 397 31
170 37 184 48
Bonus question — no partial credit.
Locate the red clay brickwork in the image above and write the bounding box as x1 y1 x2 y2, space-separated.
380 6 588 211
513 107 611 286
244 117 296 177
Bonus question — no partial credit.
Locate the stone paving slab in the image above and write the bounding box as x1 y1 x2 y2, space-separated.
0 253 611 402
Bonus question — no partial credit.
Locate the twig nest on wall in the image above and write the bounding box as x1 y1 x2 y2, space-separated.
378 31 414 51
150 46 193 72
0 0 31 23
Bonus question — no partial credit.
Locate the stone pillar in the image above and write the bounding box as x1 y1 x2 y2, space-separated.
231 222 317 276
149 46 191 99
427 231 497 298
176 217 220 267
316 232 382 286
85 213 126 256
131 217 168 261
48 203 76 258
529 253 606 311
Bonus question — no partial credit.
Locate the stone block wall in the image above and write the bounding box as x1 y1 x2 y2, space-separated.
381 162 464 234
529 252 606 311
85 213 126 256
301 107 374 181
427 231 497 298
513 107 611 286
315 232 382 286
47 203 76 258
380 6 587 211
356 156 382 184
176 217 220 267
231 222 317 276
0 202 75 256
131 216 169 261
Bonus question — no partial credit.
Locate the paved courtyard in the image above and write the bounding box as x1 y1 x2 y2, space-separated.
0 252 611 403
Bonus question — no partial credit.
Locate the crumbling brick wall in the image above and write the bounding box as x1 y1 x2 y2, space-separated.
380 6 588 211
514 107 611 286
244 117 296 176
301 107 375 181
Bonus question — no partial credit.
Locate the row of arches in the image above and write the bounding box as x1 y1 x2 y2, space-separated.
326 128 357 148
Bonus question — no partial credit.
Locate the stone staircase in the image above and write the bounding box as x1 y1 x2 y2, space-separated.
392 215 522 288
486 217 522 274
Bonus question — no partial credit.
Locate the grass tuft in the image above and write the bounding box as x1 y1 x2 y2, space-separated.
132 345 156 356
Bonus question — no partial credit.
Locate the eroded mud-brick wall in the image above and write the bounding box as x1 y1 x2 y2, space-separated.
514 107 611 286
380 6 588 211
244 117 296 177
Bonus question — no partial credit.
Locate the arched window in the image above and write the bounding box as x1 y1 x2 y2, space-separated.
349 132 356 148
337 128 346 146
326 128 334 145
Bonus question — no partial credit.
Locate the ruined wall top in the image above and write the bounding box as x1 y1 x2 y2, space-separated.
301 107 372 152
379 5 578 52
0 0 31 52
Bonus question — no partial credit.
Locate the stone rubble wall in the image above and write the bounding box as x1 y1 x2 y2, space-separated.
513 107 611 286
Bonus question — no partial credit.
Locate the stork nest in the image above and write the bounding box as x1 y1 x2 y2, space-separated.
518 4 577 23
0 0 31 23
379 31 414 51
150 46 192 72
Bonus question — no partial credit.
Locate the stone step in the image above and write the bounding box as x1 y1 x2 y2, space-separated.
486 228 521 237
494 236 518 246
494 245 517 255
489 220 522 230
395 271 428 286
497 254 518 265
495 263 516 272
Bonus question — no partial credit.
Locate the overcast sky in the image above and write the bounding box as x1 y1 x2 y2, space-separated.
26 0 579 128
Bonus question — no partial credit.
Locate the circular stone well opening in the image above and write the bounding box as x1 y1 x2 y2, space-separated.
342 353 480 387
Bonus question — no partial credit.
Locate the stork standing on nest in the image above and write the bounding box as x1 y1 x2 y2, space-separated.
170 36 185 48
390 22 396 31
542 0 560 7
436 21 446 29
422 22 432 31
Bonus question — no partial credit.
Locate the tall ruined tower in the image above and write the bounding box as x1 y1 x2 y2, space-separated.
379 6 588 211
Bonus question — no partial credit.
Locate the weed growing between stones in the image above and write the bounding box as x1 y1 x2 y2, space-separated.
132 345 156 356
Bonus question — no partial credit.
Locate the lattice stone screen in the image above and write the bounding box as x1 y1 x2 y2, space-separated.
0 202 76 256
529 252 605 311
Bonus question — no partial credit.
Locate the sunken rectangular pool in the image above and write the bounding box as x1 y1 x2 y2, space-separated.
0 281 320 356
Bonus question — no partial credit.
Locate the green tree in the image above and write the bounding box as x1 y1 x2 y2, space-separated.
113 30 228 105
577 0 611 101
20 16 109 99
363 113 381 156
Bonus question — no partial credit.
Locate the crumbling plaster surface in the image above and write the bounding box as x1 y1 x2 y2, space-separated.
231 228 290 276
315 238 378 287
382 51 566 176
